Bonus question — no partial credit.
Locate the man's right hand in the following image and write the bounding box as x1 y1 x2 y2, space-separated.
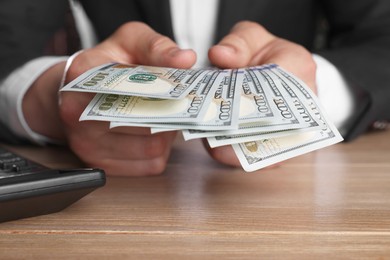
24 22 197 176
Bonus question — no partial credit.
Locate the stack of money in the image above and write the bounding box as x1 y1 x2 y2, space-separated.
61 63 343 172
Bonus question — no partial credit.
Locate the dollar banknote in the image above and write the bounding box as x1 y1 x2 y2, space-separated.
181 65 323 140
80 70 234 123
66 62 343 172
61 63 209 99
110 69 243 131
231 65 343 171
239 67 286 124
233 120 343 172
206 127 314 148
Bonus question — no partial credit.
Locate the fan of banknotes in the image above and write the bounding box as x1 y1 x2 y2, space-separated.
61 63 343 172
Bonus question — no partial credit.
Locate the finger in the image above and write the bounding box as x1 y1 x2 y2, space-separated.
59 92 96 124
202 139 241 167
208 21 276 68
83 133 175 176
209 21 317 90
66 22 197 82
105 22 197 68
78 131 177 161
96 155 170 177
203 140 281 170
211 146 241 167
103 131 177 160
109 126 155 136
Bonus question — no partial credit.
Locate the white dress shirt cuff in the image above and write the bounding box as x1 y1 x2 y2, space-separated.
313 54 355 131
0 56 68 144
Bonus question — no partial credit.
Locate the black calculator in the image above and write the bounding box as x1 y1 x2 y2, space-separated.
0 146 106 223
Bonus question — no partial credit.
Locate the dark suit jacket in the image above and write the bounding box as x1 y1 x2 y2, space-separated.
1 0 389 143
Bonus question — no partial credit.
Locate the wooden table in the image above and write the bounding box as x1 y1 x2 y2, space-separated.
1 130 390 259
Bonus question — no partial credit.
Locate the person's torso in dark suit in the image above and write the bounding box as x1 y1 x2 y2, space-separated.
1 0 389 143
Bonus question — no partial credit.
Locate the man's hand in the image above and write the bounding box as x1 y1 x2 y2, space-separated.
24 22 196 176
205 21 317 167
61 22 197 176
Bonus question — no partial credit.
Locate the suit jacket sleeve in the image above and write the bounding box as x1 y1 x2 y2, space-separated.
0 0 70 79
0 0 70 143
317 0 390 140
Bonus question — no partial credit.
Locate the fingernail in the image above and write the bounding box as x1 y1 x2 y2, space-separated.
217 45 236 54
168 48 193 57
168 48 181 57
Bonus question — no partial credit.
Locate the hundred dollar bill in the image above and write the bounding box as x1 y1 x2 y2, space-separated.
233 121 343 172
256 65 323 129
206 127 315 148
143 67 273 134
232 65 343 172
239 67 285 124
181 65 318 140
80 70 226 123
205 64 330 147
110 69 243 131
61 63 209 99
